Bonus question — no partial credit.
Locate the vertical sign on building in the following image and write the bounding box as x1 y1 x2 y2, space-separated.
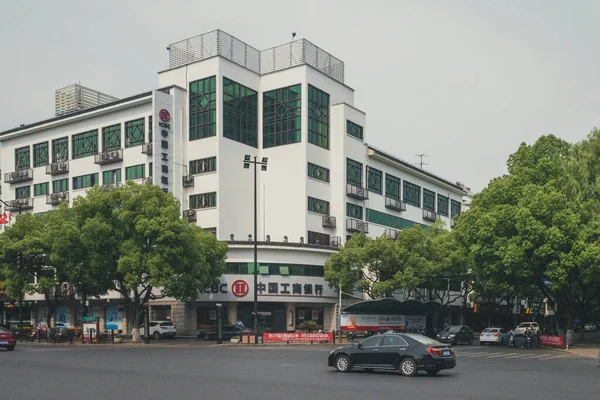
152 90 174 193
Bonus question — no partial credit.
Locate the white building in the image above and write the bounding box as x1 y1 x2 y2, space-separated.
0 30 466 335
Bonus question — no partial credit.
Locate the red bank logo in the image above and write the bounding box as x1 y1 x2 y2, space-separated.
159 109 170 122
231 280 249 297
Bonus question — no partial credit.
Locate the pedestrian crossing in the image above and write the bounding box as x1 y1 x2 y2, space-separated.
454 348 568 361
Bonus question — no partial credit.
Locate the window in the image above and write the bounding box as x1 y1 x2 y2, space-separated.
102 124 121 151
72 129 98 159
103 169 121 184
307 162 329 183
346 158 363 186
72 173 99 190
148 116 152 139
307 231 330 246
223 78 258 147
53 178 68 193
125 118 145 147
224 262 324 277
263 84 302 148
189 156 216 175
34 183 49 196
365 208 427 230
15 186 30 199
451 200 462 218
346 203 363 219
403 181 421 207
367 167 382 194
382 335 409 347
307 85 329 149
449 280 462 292
346 120 363 140
190 192 217 209
52 137 68 162
33 142 49 167
125 164 145 180
307 197 330 215
437 195 449 217
360 336 383 347
385 174 401 200
15 146 30 171
189 76 216 141
423 189 436 211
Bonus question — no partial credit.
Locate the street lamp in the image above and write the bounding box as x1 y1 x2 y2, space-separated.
243 155 268 344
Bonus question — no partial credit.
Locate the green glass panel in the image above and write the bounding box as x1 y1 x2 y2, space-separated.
451 200 462 218
385 174 401 200
15 146 30 171
307 197 330 215
346 203 363 219
125 164 145 180
189 192 217 209
53 178 68 193
308 85 329 149
346 120 363 140
15 186 30 199
403 181 421 207
33 142 49 167
189 76 217 141
423 189 436 211
34 182 49 196
307 162 330 183
437 195 449 217
346 158 362 186
366 208 427 230
52 137 68 162
125 118 145 147
223 78 258 147
189 156 217 174
102 124 121 151
367 167 382 194
263 84 302 148
72 130 98 159
103 169 121 184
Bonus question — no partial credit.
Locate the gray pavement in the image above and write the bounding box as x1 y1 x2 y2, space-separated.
0 343 598 400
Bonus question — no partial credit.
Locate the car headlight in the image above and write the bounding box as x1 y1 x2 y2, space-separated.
449 334 456 337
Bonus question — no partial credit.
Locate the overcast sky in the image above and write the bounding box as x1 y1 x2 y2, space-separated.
2 0 599 192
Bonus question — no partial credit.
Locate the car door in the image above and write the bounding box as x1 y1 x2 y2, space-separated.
222 326 234 340
380 335 409 366
351 335 384 367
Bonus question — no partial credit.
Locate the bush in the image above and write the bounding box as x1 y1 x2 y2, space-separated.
297 320 321 332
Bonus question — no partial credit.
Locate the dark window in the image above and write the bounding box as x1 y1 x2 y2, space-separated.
16 186 30 199
34 182 49 196
360 336 383 347
125 164 145 180
307 162 330 183
403 181 421 207
189 156 216 175
307 231 330 246
451 200 462 218
437 195 449 217
449 280 461 292
385 174 401 200
102 124 121 151
346 203 363 219
33 142 49 167
263 84 301 148
367 167 382 194
382 335 409 346
224 262 323 277
73 173 99 190
346 158 362 186
125 118 145 147
307 197 330 215
52 137 68 162
72 130 98 159
15 146 30 171
423 189 436 211
190 192 217 209
189 76 217 141
223 77 258 147
307 85 329 149
346 120 363 140
53 178 68 193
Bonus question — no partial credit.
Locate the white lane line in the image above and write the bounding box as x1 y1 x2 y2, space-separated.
467 353 491 358
487 352 519 358
504 354 531 359
455 352 480 356
540 355 567 360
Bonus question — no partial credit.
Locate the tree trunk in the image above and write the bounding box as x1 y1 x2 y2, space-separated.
130 306 142 343
487 305 493 327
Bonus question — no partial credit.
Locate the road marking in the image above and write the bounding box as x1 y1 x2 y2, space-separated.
455 352 480 356
466 353 490 358
487 352 519 358
539 354 567 360
504 354 532 359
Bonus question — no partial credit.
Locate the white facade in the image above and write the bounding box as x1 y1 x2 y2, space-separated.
0 30 466 335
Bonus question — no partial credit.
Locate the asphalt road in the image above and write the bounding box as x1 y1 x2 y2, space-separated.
0 343 597 400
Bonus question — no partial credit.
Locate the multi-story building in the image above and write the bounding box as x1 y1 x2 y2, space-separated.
0 30 466 335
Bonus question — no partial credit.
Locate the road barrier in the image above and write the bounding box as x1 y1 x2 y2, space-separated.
539 334 564 347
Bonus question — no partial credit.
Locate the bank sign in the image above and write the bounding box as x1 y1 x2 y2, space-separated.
196 275 337 303
152 90 174 193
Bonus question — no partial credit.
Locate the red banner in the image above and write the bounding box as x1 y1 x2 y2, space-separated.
263 332 333 343
539 335 564 347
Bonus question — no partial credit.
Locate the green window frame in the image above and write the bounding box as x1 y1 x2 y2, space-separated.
189 76 217 141
437 195 449 217
423 188 436 211
385 173 401 200
15 186 30 199
346 203 363 219
72 173 98 190
125 164 145 180
34 182 49 196
346 158 363 186
15 146 30 171
189 156 217 175
307 85 329 149
53 178 68 193
190 192 217 209
346 120 363 140
103 169 121 184
403 181 421 207
72 129 98 159
307 162 330 183
307 231 330 246
366 208 427 230
308 197 330 215
33 142 49 167
102 124 121 151
451 200 462 218
52 137 68 162
263 84 302 148
367 167 382 194
125 118 145 148
223 77 258 147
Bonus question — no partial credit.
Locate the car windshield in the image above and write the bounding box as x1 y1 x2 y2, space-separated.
518 323 532 327
160 323 173 327
405 334 445 346
0 327 9 333
445 327 461 333
483 328 499 333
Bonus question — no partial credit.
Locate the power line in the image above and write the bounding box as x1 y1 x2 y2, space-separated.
415 153 429 169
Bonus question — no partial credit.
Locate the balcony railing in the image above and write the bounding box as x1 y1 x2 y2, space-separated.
322 215 336 228
46 161 69 175
183 209 197 223
183 175 194 188
4 169 33 184
7 198 34 211
346 218 368 233
423 209 437 222
94 149 123 165
142 142 153 155
385 228 399 240
385 196 406 212
46 192 69 205
346 183 368 200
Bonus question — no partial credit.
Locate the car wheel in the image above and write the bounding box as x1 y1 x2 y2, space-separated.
7 345 15 351
426 369 440 376
335 355 352 373
153 332 161 340
399 358 418 377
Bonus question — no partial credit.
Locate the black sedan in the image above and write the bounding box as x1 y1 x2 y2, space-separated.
328 333 455 376
436 325 474 345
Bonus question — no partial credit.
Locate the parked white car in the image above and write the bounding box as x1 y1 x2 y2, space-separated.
139 321 176 340
584 323 597 332
514 322 539 335
479 328 509 345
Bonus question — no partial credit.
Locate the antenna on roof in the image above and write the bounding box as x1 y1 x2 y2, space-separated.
292 32 296 40
415 153 428 169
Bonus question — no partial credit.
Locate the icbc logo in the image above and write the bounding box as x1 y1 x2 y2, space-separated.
231 280 249 297
159 109 170 122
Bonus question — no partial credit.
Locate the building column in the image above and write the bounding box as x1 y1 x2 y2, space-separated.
286 303 295 331
227 302 237 325
170 301 197 336
323 304 335 333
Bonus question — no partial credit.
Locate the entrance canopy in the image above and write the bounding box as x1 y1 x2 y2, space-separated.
341 298 430 315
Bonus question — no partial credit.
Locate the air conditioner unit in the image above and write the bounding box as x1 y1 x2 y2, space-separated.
110 151 120 158
102 152 110 160
51 163 59 172
59 162 68 170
